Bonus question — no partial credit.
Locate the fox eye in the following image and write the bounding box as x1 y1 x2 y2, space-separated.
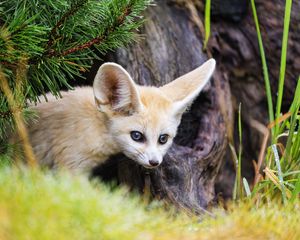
158 134 169 144
130 131 144 142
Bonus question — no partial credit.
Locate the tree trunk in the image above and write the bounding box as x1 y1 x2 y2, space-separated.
92 0 232 213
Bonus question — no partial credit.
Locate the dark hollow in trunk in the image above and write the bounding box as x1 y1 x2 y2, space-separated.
92 0 232 213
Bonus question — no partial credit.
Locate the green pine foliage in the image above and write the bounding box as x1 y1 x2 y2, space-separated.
0 0 151 139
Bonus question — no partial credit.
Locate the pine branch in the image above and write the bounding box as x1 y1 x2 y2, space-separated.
60 36 105 57
46 0 89 50
0 61 17 68
47 4 133 58
0 107 23 119
0 110 13 119
0 0 151 141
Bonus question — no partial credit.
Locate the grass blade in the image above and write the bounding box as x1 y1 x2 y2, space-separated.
243 178 251 197
291 175 300 203
203 0 211 50
271 144 287 203
230 104 244 201
274 0 293 137
237 103 243 198
250 0 274 135
229 143 238 201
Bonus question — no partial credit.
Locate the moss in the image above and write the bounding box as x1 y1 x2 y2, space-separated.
0 167 299 240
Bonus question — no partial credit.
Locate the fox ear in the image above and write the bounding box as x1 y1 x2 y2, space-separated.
160 59 216 115
93 63 142 115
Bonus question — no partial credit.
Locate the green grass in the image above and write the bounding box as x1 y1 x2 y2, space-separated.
233 103 243 200
0 167 187 240
203 0 211 50
249 0 299 205
0 167 300 240
250 0 274 133
274 0 293 138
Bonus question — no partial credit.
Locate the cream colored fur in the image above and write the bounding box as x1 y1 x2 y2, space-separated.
21 59 216 173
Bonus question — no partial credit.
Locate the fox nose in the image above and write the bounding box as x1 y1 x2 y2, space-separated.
149 159 159 167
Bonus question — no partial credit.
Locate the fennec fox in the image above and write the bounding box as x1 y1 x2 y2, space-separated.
24 59 215 173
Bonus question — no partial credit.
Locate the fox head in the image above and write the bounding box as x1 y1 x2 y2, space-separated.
93 59 216 168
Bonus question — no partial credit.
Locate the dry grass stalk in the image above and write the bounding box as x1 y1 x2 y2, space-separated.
251 111 292 186
0 63 37 167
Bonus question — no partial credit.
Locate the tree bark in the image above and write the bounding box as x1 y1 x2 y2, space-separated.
92 0 232 213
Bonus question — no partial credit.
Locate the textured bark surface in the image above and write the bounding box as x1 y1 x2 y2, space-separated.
92 0 232 212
